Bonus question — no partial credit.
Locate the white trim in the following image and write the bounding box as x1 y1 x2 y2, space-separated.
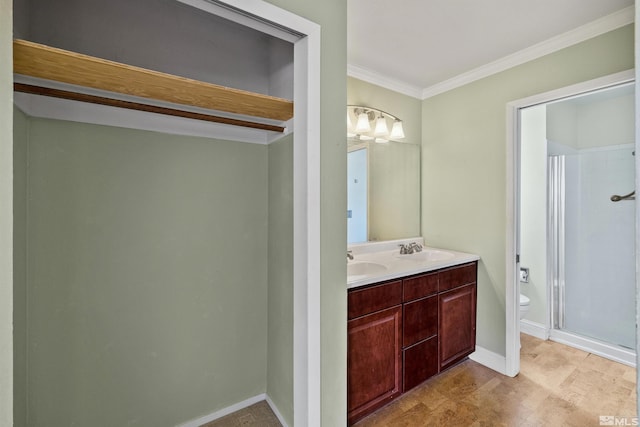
635 3 640 413
505 99 521 378
292 18 322 427
177 0 302 43
469 345 507 375
265 394 290 427
177 394 267 427
520 319 549 340
176 394 290 427
347 64 423 99
349 6 634 100
550 329 636 367
505 69 635 384
422 6 634 99
511 70 635 108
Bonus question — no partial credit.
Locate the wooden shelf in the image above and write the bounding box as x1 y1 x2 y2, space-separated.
13 39 293 123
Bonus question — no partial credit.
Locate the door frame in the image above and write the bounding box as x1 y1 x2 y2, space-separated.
505 69 635 377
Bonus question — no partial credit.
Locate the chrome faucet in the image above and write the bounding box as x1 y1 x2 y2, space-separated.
399 242 423 254
347 250 354 261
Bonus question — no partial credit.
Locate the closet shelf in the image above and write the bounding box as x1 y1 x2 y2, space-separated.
13 39 293 127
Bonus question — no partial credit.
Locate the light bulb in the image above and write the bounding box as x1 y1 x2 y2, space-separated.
355 111 371 133
374 115 389 137
347 111 356 137
390 120 405 140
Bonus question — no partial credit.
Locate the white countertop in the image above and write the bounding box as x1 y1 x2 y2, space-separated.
347 238 480 289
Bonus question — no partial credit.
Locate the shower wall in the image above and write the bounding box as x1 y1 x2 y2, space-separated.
519 84 635 339
519 105 548 326
563 146 635 348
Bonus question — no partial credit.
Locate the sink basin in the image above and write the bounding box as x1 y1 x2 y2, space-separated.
347 261 388 279
395 249 455 262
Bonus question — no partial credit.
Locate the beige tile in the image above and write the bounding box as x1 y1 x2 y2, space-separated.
354 335 637 427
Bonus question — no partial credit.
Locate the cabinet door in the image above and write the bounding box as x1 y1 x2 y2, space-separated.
348 305 402 425
439 283 476 370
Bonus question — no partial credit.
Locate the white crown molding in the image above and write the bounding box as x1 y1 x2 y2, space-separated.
347 64 423 99
421 5 635 99
349 6 634 100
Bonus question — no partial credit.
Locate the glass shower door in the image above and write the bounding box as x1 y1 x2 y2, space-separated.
553 146 636 350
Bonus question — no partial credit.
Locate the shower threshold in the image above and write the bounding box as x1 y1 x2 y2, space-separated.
549 329 636 367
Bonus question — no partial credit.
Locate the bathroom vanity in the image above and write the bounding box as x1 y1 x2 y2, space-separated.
347 240 479 425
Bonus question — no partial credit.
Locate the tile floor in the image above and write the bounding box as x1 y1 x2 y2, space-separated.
354 334 636 426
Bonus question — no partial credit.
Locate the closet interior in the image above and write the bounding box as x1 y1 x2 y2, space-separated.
13 0 297 425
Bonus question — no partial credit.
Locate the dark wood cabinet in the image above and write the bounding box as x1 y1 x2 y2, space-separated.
439 283 477 370
347 261 477 425
402 274 438 393
403 336 438 391
347 282 403 425
403 295 437 347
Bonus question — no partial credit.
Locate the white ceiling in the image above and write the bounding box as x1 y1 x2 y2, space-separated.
348 0 634 98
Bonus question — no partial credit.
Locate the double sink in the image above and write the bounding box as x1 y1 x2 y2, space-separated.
347 238 479 289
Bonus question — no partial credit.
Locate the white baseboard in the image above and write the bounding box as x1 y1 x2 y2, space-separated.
520 319 549 340
265 394 290 427
177 394 267 427
469 345 507 375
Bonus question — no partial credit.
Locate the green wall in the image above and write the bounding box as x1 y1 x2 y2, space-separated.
267 135 294 426
422 24 634 356
265 1 347 425
4 0 348 425
21 117 270 426
0 0 14 424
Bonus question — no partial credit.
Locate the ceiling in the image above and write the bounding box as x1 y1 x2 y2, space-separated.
348 0 634 98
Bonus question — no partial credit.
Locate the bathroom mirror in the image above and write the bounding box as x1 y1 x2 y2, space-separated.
347 138 420 243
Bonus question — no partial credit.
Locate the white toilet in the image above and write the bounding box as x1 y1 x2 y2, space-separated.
519 294 530 320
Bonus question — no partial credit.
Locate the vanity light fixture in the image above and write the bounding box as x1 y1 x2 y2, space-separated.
347 105 405 142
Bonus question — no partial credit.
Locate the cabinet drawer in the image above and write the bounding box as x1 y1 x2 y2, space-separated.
439 262 476 292
403 272 438 302
403 336 438 392
348 280 403 320
403 295 437 347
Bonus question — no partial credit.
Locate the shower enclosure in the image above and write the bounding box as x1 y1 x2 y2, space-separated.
548 140 636 365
